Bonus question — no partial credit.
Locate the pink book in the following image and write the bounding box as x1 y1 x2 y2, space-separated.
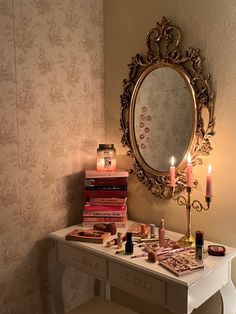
84 204 127 212
85 169 129 178
89 197 127 203
83 210 127 217
83 216 126 222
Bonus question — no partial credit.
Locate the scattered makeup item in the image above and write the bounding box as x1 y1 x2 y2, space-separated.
150 224 156 238
106 233 127 248
208 245 226 256
195 230 204 263
94 222 117 235
117 232 123 249
156 247 192 261
139 237 159 243
158 219 165 247
115 249 125 255
127 222 149 238
137 237 170 245
148 251 157 263
125 232 134 255
130 253 148 259
141 223 147 238
106 239 116 247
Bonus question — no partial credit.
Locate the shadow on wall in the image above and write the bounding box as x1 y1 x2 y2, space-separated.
65 170 85 226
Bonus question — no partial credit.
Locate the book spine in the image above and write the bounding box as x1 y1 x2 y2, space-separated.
83 216 126 222
85 185 127 191
88 197 127 204
85 170 128 178
84 204 127 211
84 190 127 199
82 221 126 228
85 178 128 187
83 211 126 217
86 202 126 207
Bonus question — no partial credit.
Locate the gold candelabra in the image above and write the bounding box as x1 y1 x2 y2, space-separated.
170 186 211 247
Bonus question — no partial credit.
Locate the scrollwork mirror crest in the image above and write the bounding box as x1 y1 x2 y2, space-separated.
120 17 215 198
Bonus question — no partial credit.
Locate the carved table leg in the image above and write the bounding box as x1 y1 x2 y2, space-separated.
220 279 236 314
48 242 65 314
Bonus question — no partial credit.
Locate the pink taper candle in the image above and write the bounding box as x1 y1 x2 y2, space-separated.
186 153 193 187
169 156 176 187
206 164 212 197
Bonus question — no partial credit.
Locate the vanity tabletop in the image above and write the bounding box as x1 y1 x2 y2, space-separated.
49 220 236 287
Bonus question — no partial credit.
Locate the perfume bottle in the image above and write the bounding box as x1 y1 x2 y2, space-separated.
158 219 165 247
125 232 133 254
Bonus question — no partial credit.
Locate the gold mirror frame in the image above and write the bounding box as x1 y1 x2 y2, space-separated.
120 17 215 198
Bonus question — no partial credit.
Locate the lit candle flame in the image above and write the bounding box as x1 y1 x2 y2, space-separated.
187 152 191 164
208 164 212 174
170 156 175 167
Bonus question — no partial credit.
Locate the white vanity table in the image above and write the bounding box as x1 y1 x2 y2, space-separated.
48 220 236 314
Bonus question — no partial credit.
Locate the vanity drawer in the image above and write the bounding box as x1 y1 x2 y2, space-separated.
58 242 107 281
109 261 166 305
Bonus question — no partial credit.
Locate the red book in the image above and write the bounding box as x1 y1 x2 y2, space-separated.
85 186 127 191
83 210 126 217
84 204 127 212
84 189 128 199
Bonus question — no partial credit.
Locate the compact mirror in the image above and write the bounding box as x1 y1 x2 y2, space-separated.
120 17 215 198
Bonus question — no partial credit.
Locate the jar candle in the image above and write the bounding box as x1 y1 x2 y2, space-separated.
96 144 116 171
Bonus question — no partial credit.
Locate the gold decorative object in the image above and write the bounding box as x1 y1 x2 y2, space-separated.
120 16 215 198
171 186 211 247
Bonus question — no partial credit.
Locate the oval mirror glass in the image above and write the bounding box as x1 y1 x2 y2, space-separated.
133 65 195 173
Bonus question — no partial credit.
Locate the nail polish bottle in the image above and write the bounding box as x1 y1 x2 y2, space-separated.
150 224 156 238
125 232 133 254
158 219 165 247
195 230 204 263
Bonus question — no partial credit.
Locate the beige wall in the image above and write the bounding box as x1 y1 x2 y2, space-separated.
104 0 236 311
0 0 104 313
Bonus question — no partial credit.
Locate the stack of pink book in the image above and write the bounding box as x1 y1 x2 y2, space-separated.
83 169 129 227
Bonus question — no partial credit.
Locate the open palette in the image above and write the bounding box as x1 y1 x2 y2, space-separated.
65 229 111 244
159 248 204 276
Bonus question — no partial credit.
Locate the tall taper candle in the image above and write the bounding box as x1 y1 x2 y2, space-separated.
186 153 193 187
206 164 212 197
170 156 176 187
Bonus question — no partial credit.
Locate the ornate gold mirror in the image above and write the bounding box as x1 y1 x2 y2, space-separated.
120 17 215 198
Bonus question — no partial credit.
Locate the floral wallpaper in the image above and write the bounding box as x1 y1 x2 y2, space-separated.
0 0 104 313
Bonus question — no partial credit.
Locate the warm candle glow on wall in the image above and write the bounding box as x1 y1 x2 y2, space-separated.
186 153 193 187
206 164 212 197
169 156 176 187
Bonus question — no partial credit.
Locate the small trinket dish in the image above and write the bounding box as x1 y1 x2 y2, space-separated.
208 245 226 256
